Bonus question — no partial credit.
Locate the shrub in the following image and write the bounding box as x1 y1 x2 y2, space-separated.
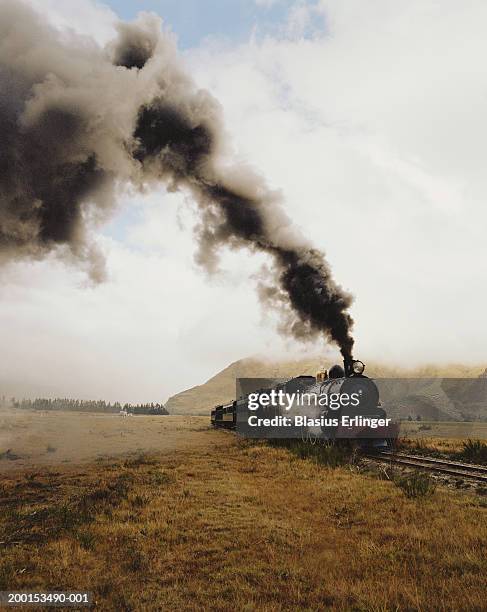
271 440 352 468
394 472 436 499
130 494 149 508
51 503 81 529
76 477 130 519
151 471 174 486
458 439 487 465
75 529 96 551
124 454 159 468
123 545 149 572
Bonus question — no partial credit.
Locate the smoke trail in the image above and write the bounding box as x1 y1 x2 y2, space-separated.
111 14 160 70
0 1 354 357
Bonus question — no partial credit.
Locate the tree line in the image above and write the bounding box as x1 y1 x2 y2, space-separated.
3 397 168 415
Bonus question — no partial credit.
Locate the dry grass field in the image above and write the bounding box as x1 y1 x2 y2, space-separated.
0 410 210 471
397 422 487 462
0 412 486 611
399 420 487 441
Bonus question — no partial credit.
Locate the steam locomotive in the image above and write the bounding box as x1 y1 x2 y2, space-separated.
211 357 399 449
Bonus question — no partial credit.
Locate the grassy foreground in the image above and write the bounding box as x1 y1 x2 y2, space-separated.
0 435 486 611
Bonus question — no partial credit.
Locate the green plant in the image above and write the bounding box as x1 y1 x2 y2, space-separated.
52 503 81 529
130 494 149 508
123 544 148 572
75 529 96 550
458 439 487 465
124 454 159 468
151 471 174 486
394 472 436 499
271 440 352 468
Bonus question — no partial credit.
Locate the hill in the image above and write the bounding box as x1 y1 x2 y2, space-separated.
165 357 487 416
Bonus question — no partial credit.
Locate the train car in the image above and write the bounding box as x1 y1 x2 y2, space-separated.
211 401 237 429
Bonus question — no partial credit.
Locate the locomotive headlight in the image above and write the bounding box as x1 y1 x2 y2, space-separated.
352 360 365 375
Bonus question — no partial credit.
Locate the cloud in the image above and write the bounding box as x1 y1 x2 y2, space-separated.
2 0 487 403
0 187 297 403
27 0 117 44
255 0 279 7
187 0 487 364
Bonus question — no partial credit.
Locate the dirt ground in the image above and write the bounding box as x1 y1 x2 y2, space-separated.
0 410 213 472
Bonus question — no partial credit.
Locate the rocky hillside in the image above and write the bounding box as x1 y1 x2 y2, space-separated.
166 357 487 416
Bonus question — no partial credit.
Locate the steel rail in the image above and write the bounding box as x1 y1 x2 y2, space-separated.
366 451 487 483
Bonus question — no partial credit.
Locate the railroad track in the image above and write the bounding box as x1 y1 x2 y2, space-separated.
365 450 487 483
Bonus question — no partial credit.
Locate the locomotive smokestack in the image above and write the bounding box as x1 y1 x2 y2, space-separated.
0 1 354 357
343 356 354 377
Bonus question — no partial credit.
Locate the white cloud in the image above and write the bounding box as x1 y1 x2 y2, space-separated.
0 188 296 403
27 0 117 45
186 0 487 365
285 0 314 38
255 0 280 7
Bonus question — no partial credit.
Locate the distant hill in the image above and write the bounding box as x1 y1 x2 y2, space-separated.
166 357 487 416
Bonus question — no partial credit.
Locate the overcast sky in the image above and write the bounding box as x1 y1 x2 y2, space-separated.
2 0 487 403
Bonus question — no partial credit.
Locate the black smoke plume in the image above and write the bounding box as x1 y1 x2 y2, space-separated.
0 1 354 357
111 15 159 70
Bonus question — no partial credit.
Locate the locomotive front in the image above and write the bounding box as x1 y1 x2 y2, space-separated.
211 357 399 449
318 358 397 447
